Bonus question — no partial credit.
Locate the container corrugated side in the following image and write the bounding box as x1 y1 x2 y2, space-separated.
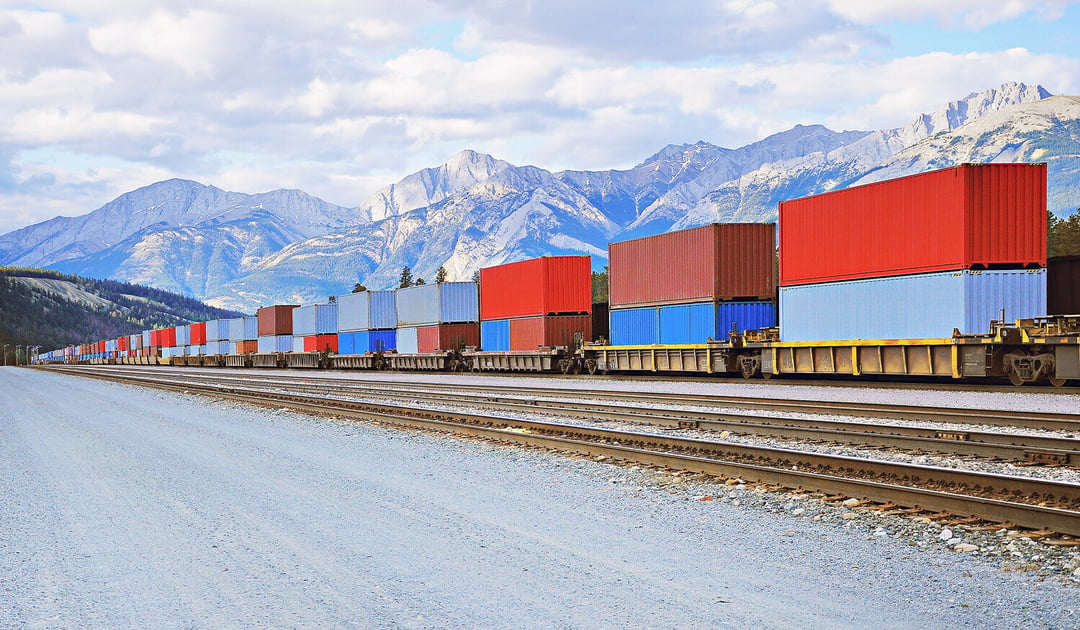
658 301 777 344
609 223 776 308
439 283 479 323
480 256 592 319
316 304 338 334
293 306 317 336
206 319 230 342
397 282 479 325
779 269 1046 341
304 334 338 353
1048 255 1080 315
141 330 152 347
338 290 398 331
257 305 298 336
397 326 420 354
418 323 480 353
257 335 293 353
226 317 245 341
509 314 592 350
610 307 658 346
367 330 396 352
481 319 511 351
338 331 357 355
243 317 259 340
189 322 207 345
779 164 1047 286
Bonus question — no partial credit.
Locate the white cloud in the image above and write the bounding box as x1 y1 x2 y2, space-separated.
826 0 1075 28
88 9 228 78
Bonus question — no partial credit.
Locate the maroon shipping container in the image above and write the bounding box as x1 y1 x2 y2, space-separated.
258 305 298 336
417 323 481 353
1048 255 1080 315
609 223 776 308
508 315 592 351
779 163 1047 286
189 322 207 345
480 256 592 319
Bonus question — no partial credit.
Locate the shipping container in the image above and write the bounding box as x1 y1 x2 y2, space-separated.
481 319 511 351
206 319 230 342
189 322 207 345
117 336 128 351
396 282 479 326
257 305 298 336
225 318 244 341
337 290 397 331
779 163 1047 286
417 323 481 353
657 301 776 345
232 340 259 354
338 330 397 354
397 326 420 354
257 335 293 354
205 341 230 355
480 256 592 319
1048 255 1080 315
609 223 776 308
779 269 1047 342
610 307 659 346
176 325 190 347
293 306 317 336
141 330 151 347
509 314 592 350
316 304 337 334
303 334 338 353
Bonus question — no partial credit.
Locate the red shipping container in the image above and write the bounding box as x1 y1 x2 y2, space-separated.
417 323 481 353
189 322 207 345
779 163 1047 286
97 340 106 353
258 305 298 336
117 336 128 351
303 334 338 353
480 256 592 319
160 328 177 347
509 315 592 351
609 223 776 308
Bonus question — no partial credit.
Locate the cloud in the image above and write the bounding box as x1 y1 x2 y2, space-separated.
825 0 1074 28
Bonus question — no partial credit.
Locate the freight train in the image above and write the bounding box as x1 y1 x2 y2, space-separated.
32 163 1080 387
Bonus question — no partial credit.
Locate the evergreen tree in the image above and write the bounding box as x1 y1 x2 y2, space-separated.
1049 209 1080 257
399 266 413 288
591 265 609 303
435 267 448 283
352 283 367 293
415 277 426 286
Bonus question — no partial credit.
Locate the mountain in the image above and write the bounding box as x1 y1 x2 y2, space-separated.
0 267 244 354
1 81 1073 312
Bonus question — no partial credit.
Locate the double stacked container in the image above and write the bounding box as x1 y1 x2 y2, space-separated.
608 223 778 345
293 303 339 353
396 282 479 353
226 317 260 354
778 163 1048 341
257 305 298 353
479 256 592 351
337 290 397 354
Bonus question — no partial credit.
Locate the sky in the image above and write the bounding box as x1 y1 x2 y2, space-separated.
1 0 1079 235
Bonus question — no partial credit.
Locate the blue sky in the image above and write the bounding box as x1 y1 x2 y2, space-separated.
0 0 1078 234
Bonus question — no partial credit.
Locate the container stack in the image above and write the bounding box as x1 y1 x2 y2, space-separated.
337 290 397 355
396 282 479 353
257 305 298 353
607 223 777 345
292 303 339 353
479 256 592 351
778 164 1048 342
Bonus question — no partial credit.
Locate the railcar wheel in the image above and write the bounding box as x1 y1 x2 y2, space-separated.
1048 374 1069 388
761 371 773 380
740 361 757 379
571 360 583 375
1006 365 1025 387
585 359 599 375
559 359 572 374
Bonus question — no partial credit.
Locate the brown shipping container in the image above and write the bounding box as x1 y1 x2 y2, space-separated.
508 315 592 351
236 340 259 354
779 163 1047 286
609 223 776 308
417 323 481 353
480 256 592 319
258 305 298 336
1048 255 1080 315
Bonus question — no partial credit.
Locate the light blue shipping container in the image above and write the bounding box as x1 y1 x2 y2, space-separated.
337 290 398 331
293 335 309 351
481 319 511 351
396 282 479 326
658 301 777 345
243 316 259 340
207 319 230 342
141 330 152 347
316 303 338 334
175 325 190 347
208 341 231 355
779 269 1047 342
338 332 356 355
397 326 420 354
610 307 659 346
257 335 293 353
293 306 317 335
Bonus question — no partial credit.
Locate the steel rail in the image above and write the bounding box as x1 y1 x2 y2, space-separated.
48 366 1080 536
57 366 1080 465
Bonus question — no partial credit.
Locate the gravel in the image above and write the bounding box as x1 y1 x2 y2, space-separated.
3 367 1077 628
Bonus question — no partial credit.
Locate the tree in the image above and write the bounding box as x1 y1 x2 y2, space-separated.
1049 209 1080 257
415 277 426 285
472 269 481 284
352 283 367 293
435 266 448 283
591 265 609 303
399 266 413 288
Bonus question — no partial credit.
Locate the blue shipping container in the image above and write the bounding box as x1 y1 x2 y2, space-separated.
340 330 397 354
257 335 293 353
293 306 317 335
481 319 511 351
658 301 777 345
779 269 1047 342
397 282 478 326
337 290 397 331
316 303 338 334
610 307 659 346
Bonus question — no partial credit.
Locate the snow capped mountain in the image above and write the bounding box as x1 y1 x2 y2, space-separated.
2 81 1073 313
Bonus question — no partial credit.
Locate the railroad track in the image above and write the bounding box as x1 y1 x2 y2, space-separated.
55 366 1080 466
44 365 1080 537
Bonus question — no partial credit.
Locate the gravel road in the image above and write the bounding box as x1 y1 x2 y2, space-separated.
2 367 1076 628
